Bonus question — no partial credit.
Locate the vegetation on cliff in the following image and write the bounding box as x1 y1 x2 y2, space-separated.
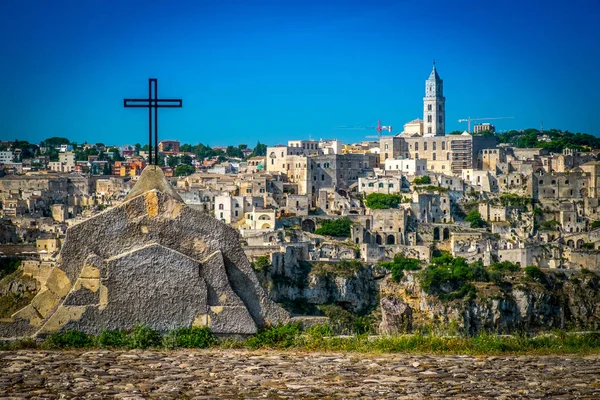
314 218 352 237
364 193 401 209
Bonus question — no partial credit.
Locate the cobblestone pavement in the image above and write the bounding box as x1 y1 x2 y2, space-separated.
0 350 599 399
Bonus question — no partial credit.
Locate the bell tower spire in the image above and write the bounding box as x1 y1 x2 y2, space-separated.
423 61 445 136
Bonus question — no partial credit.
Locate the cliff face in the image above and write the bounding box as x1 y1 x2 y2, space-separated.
260 257 600 333
382 270 600 334
260 260 382 315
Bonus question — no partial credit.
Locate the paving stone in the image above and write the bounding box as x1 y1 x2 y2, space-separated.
0 350 599 398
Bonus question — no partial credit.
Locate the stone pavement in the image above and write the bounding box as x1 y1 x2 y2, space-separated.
0 349 599 399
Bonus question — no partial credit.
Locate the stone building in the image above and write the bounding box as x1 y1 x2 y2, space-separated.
423 62 445 136
358 176 403 195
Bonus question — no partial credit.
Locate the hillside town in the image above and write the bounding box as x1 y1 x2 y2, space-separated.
2 64 600 277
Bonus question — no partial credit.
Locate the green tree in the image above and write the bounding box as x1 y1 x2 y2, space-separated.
413 175 431 185
42 137 70 147
464 210 487 228
175 164 195 176
314 218 352 237
364 193 401 209
167 156 179 168
180 155 193 165
250 141 267 157
102 163 111 175
226 145 244 158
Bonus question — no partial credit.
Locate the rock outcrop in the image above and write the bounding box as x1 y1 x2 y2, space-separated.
379 296 412 334
0 166 288 339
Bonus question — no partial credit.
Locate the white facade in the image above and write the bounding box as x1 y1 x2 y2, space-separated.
358 176 403 194
423 62 445 136
215 195 264 224
384 158 427 175
0 151 14 164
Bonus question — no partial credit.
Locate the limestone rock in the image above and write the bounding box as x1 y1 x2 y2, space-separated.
379 296 412 334
0 166 288 338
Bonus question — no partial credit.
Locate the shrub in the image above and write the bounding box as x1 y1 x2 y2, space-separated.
499 193 531 208
539 220 560 231
364 193 401 209
96 330 129 348
488 261 520 273
128 324 162 349
418 254 490 300
318 304 373 335
0 257 21 280
412 175 431 185
314 218 352 237
43 331 93 349
246 323 301 349
464 210 487 228
524 265 545 281
591 220 600 229
380 254 421 282
251 255 271 273
171 327 217 348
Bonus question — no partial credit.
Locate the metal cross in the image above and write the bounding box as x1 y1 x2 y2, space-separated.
124 78 182 165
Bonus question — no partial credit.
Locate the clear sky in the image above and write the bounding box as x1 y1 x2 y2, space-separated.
1 0 599 147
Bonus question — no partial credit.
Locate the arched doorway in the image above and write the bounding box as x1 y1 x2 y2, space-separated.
433 227 440 241
567 239 575 248
386 235 395 245
365 219 371 230
301 219 316 233
576 239 584 249
376 234 382 245
443 228 450 240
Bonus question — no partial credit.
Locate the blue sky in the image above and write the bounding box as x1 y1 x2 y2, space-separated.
1 0 599 147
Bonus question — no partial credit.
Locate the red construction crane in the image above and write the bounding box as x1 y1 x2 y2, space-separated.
335 119 393 139
458 116 514 133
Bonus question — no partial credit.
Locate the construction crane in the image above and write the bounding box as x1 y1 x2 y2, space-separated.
457 116 514 133
335 119 393 140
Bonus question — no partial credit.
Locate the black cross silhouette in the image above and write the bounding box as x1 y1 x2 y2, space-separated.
124 78 182 165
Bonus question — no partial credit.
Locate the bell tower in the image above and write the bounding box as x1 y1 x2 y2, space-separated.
423 61 445 136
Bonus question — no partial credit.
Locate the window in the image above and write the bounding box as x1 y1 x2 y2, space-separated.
385 153 388 159
378 183 384 188
424 142 427 151
438 104 442 111
439 115 442 123
433 142 436 150
415 143 419 151
442 141 446 150
368 183 374 187
218 204 223 210
246 189 252 193
433 153 436 160
220 212 223 218
389 184 394 188
321 174 325 181
446 152 450 160
415 153 419 159
384 144 388 150
428 104 432 111
428 127 432 133
427 115 432 122
235 211 238 217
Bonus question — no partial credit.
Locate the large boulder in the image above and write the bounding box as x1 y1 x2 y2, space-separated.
379 295 412 335
0 166 288 339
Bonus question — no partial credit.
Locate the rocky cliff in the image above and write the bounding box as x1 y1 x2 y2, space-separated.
258 255 599 334
380 269 600 334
